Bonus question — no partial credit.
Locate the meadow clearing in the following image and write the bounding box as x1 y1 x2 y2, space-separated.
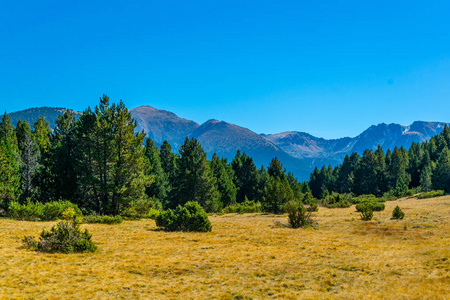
0 196 449 299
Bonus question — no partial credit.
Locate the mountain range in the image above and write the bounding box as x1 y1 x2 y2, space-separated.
6 106 448 181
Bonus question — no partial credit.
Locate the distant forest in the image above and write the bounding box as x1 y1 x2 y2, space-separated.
1 95 449 217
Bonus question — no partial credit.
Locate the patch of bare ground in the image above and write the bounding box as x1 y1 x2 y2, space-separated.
0 196 448 299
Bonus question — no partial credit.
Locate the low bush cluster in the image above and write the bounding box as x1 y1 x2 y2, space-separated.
416 190 445 199
392 206 405 219
359 203 373 221
8 200 82 221
322 193 352 208
223 200 262 214
355 202 385 212
23 219 97 253
82 215 123 224
284 200 314 228
156 201 212 232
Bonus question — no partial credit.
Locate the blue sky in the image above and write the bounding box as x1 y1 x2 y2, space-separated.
1 0 449 139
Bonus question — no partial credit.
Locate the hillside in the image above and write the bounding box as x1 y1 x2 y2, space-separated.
7 107 81 129
130 106 199 150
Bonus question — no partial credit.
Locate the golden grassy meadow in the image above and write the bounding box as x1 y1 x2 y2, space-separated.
1 196 449 299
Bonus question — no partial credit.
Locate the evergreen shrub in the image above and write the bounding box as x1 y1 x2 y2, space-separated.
284 200 314 228
416 190 445 199
8 200 82 221
392 206 405 219
22 219 97 253
223 200 262 214
156 201 212 232
82 215 123 224
355 202 385 212
360 204 373 221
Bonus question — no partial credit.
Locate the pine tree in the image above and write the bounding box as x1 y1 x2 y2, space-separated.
353 149 378 195
144 138 169 206
419 164 433 192
0 140 21 208
211 152 237 207
267 157 286 181
231 150 260 202
19 128 39 201
173 137 220 212
263 177 294 213
432 147 450 192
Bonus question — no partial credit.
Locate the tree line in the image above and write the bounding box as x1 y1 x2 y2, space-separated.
309 125 450 199
0 95 311 215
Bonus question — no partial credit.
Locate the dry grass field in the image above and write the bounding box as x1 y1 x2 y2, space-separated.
0 196 449 299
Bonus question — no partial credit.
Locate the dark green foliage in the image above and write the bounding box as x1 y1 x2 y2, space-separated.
8 200 82 221
155 201 212 232
267 157 287 181
284 200 314 228
392 205 405 219
416 190 445 199
172 137 220 212
393 176 409 198
82 215 123 224
211 153 237 207
355 202 385 212
322 193 352 208
263 177 294 213
23 219 97 253
432 147 450 192
223 200 262 214
144 138 169 205
359 204 373 221
231 150 260 202
121 197 162 218
0 140 21 208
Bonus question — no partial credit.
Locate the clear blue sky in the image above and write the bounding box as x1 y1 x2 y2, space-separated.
1 0 449 139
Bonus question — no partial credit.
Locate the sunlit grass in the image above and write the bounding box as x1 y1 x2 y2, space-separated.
1 196 449 299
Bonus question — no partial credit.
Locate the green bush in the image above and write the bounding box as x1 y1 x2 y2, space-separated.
223 200 262 214
307 202 319 212
392 206 405 219
416 190 445 199
82 215 123 224
121 197 162 218
156 201 212 232
22 219 97 253
322 193 352 208
284 200 314 228
145 207 161 219
8 200 82 221
359 204 373 221
355 202 385 212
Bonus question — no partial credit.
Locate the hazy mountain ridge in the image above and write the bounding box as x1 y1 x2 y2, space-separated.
7 107 82 130
265 121 448 170
6 106 447 180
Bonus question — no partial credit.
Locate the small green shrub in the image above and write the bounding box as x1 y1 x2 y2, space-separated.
82 215 123 224
122 197 162 218
284 200 314 229
360 204 373 221
416 190 445 199
392 206 405 219
307 202 318 212
322 193 352 208
223 200 262 214
145 208 161 219
8 200 82 221
156 201 212 232
22 220 97 253
355 202 385 212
